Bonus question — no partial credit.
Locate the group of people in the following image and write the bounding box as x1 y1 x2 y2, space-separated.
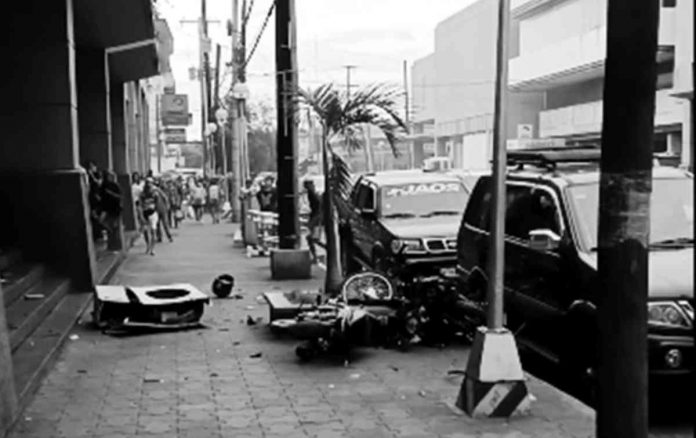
132 172 226 256
85 161 124 247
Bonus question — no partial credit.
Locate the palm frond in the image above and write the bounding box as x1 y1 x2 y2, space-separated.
329 152 353 202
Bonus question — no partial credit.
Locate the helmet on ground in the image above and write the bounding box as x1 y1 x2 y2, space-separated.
212 274 235 298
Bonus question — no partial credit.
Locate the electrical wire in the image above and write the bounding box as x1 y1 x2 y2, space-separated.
241 0 275 72
243 0 255 25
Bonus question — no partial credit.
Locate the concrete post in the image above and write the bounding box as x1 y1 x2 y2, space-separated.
77 49 113 170
111 82 137 234
0 283 18 437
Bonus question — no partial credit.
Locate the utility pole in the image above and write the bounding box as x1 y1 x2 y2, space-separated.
229 0 243 221
596 0 658 436
403 60 414 169
456 0 528 419
181 14 220 177
487 0 511 331
200 0 210 177
213 43 221 173
276 0 300 249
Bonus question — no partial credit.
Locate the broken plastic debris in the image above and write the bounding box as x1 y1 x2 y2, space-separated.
349 373 361 380
24 293 45 300
528 394 537 402
143 378 163 383
69 334 79 341
419 390 427 397
24 417 32 422
249 352 262 358
245 305 255 310
328 384 335 389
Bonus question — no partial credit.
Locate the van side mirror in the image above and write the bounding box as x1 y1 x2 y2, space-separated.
360 207 376 218
529 229 561 252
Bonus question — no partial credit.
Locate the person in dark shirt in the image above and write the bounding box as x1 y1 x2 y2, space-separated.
256 176 277 212
99 170 122 249
303 179 323 264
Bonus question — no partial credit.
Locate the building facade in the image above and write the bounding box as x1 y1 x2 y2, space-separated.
409 0 544 170
410 0 693 170
509 0 693 167
0 1 172 433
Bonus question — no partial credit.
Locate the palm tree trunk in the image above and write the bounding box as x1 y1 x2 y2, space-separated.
321 133 343 296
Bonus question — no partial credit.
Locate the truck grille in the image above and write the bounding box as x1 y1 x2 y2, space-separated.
424 238 456 253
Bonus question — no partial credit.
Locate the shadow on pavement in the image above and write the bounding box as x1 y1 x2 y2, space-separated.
520 348 694 434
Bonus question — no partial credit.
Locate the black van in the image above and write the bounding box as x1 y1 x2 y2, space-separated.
456 148 694 378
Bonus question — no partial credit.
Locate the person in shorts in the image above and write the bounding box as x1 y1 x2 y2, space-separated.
139 178 161 255
303 179 323 264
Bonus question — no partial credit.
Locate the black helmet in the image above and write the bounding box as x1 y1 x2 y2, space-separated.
212 274 235 298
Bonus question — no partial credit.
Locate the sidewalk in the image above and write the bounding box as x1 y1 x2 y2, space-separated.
9 221 596 438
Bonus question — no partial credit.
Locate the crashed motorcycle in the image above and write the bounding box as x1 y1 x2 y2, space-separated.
270 272 417 362
398 272 487 345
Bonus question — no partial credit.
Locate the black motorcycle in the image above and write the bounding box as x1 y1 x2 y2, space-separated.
270 272 418 362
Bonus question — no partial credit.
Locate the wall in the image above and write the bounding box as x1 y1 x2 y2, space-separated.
433 0 498 126
411 54 437 123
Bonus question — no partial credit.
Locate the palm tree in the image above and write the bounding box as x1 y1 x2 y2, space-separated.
295 83 407 296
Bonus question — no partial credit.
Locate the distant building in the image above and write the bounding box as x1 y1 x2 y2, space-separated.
409 0 544 170
410 0 694 170
510 0 692 167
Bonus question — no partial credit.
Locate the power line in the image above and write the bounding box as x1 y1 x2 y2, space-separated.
241 0 275 72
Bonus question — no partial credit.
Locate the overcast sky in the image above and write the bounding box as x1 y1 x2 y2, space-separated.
158 0 474 138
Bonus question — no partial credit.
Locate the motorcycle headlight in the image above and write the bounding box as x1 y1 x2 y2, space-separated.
648 302 692 328
390 239 424 254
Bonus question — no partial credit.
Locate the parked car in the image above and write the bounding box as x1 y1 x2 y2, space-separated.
456 147 694 380
337 169 476 280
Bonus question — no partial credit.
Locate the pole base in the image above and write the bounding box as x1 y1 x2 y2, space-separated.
270 249 312 280
455 327 532 418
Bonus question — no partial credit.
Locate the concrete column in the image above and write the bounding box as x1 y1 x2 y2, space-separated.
112 83 136 233
109 82 132 244
77 49 112 170
0 284 17 436
125 84 139 174
0 0 96 291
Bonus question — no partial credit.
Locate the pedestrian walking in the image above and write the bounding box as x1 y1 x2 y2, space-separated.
139 177 161 255
99 170 123 250
192 180 206 222
303 179 323 264
207 178 222 224
153 179 173 242
256 176 278 212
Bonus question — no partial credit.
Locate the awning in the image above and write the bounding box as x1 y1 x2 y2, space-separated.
74 0 172 83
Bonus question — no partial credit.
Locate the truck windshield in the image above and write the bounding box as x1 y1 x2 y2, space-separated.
568 177 694 251
381 181 469 218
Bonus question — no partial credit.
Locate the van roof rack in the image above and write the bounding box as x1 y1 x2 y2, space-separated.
507 146 601 170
